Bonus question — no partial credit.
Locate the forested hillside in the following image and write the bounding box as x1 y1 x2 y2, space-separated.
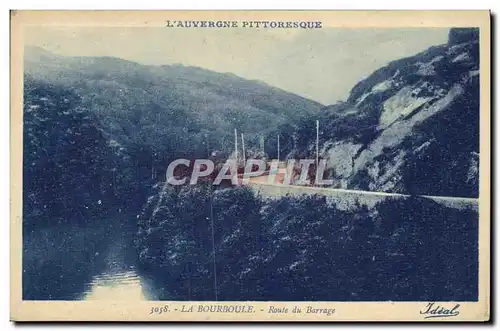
136 185 478 301
25 46 322 171
23 77 123 227
23 48 322 228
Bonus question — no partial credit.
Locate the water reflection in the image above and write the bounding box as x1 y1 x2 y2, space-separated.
23 222 161 301
82 267 147 301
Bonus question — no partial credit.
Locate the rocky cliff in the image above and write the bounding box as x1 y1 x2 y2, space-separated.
295 28 480 198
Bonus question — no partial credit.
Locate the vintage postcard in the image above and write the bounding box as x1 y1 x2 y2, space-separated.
10 10 490 321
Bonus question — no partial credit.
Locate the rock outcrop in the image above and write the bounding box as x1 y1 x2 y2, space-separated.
302 28 479 197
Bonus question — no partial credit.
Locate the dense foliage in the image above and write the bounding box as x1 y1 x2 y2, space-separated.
23 77 152 229
24 47 322 178
137 185 478 301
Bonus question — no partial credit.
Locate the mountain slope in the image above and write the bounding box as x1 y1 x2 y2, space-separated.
23 49 323 226
24 47 323 162
290 28 480 198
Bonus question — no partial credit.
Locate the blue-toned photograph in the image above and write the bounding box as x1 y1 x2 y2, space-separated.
22 26 479 302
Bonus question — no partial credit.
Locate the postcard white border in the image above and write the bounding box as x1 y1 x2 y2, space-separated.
10 10 491 322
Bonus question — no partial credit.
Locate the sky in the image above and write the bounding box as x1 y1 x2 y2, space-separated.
24 27 450 105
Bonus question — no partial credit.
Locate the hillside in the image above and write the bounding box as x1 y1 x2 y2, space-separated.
136 184 477 301
22 27 480 228
23 49 323 226
24 47 323 163
288 28 480 198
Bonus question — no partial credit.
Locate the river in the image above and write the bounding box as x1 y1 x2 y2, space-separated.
78 236 150 301
22 221 163 301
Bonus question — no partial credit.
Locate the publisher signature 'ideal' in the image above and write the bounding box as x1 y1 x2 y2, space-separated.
420 302 460 319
